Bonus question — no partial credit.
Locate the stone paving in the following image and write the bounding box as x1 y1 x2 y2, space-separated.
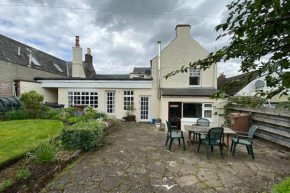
45 122 290 193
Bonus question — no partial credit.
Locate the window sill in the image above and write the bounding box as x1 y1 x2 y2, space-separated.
181 118 214 123
189 85 201 87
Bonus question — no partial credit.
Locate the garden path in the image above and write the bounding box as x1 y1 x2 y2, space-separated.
45 122 290 192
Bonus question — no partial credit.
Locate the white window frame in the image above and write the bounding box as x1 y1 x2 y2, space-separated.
139 96 150 122
181 102 214 122
123 90 134 110
189 68 201 87
106 91 116 114
67 91 98 109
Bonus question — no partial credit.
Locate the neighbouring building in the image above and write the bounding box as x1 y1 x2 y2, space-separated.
217 71 289 104
0 34 96 100
34 24 222 129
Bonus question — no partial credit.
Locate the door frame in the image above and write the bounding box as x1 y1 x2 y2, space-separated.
139 96 150 122
168 102 182 130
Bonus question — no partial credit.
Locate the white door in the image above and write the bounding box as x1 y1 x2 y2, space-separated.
106 91 115 114
139 96 150 122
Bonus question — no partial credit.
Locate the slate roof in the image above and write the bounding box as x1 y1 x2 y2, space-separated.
217 71 259 96
35 74 152 81
0 34 70 77
132 67 151 73
162 88 219 97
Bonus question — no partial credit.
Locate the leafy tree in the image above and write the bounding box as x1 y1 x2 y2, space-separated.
20 90 44 113
165 0 290 106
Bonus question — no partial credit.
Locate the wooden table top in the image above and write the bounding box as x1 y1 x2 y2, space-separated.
184 125 236 134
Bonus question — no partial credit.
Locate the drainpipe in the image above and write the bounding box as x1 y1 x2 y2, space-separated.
157 41 161 120
157 41 161 99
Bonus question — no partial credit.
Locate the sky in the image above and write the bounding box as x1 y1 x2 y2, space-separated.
0 0 242 77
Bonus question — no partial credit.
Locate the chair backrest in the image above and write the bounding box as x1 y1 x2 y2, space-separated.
196 118 210 127
208 127 224 143
248 126 258 138
166 121 172 133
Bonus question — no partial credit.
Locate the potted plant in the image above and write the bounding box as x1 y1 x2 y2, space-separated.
125 102 136 122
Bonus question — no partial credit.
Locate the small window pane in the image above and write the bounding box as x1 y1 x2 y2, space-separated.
204 110 212 118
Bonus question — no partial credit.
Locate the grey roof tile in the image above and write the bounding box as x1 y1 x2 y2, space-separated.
217 71 259 96
0 34 70 76
133 67 151 73
162 87 218 96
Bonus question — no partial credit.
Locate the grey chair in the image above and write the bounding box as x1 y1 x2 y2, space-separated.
165 121 185 151
193 118 210 142
231 126 258 160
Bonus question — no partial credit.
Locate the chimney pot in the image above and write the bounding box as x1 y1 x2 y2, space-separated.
218 72 226 79
87 48 91 55
75 36 80 47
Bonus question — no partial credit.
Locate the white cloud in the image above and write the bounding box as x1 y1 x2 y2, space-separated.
0 0 240 77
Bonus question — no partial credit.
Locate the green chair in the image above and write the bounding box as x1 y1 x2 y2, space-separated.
193 118 210 142
231 126 258 160
165 121 185 151
197 127 224 160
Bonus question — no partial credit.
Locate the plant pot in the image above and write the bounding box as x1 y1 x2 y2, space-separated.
126 115 136 122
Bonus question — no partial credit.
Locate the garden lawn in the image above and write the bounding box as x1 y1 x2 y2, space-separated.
0 119 63 164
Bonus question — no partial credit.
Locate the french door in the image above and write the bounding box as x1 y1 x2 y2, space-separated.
139 96 150 122
106 91 115 114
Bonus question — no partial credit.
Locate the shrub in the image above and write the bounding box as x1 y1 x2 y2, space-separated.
35 141 56 163
5 109 35 120
61 121 103 150
16 168 31 180
68 116 81 125
273 177 290 193
0 179 13 191
20 90 44 113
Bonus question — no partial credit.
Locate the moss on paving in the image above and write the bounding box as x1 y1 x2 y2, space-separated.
0 119 63 164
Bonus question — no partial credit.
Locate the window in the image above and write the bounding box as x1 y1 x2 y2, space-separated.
68 91 98 108
124 91 134 110
189 69 201 86
53 63 63 73
182 103 213 119
203 104 213 119
106 91 115 114
183 103 202 118
26 53 41 66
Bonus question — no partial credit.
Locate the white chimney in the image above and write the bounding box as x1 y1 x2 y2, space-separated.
28 50 32 67
72 36 86 78
175 24 191 37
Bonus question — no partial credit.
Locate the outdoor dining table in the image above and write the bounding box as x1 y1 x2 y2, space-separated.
184 125 236 156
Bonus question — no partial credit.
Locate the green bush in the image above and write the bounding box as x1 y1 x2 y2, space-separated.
16 168 31 180
273 177 290 193
5 109 35 120
20 90 44 113
0 179 13 191
35 141 56 163
61 121 103 150
68 116 81 125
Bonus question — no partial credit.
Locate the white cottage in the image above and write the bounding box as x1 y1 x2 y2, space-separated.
33 24 221 130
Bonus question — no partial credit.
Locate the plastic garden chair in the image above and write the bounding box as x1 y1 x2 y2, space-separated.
231 126 258 160
192 118 210 142
165 121 185 151
197 127 224 160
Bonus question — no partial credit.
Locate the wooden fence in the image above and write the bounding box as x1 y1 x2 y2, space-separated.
228 105 290 148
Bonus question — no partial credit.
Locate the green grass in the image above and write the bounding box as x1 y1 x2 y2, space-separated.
0 119 63 164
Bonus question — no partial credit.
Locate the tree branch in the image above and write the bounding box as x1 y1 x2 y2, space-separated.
265 15 290 24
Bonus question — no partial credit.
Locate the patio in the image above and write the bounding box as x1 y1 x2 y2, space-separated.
45 122 290 192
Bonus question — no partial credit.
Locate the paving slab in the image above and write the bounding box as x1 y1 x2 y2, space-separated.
45 122 290 193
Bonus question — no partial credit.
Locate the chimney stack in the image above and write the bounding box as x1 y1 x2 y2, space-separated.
218 72 226 80
75 36 80 47
175 24 191 37
72 36 86 78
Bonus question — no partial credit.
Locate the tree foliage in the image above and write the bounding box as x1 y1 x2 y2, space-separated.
165 0 290 106
20 90 44 113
